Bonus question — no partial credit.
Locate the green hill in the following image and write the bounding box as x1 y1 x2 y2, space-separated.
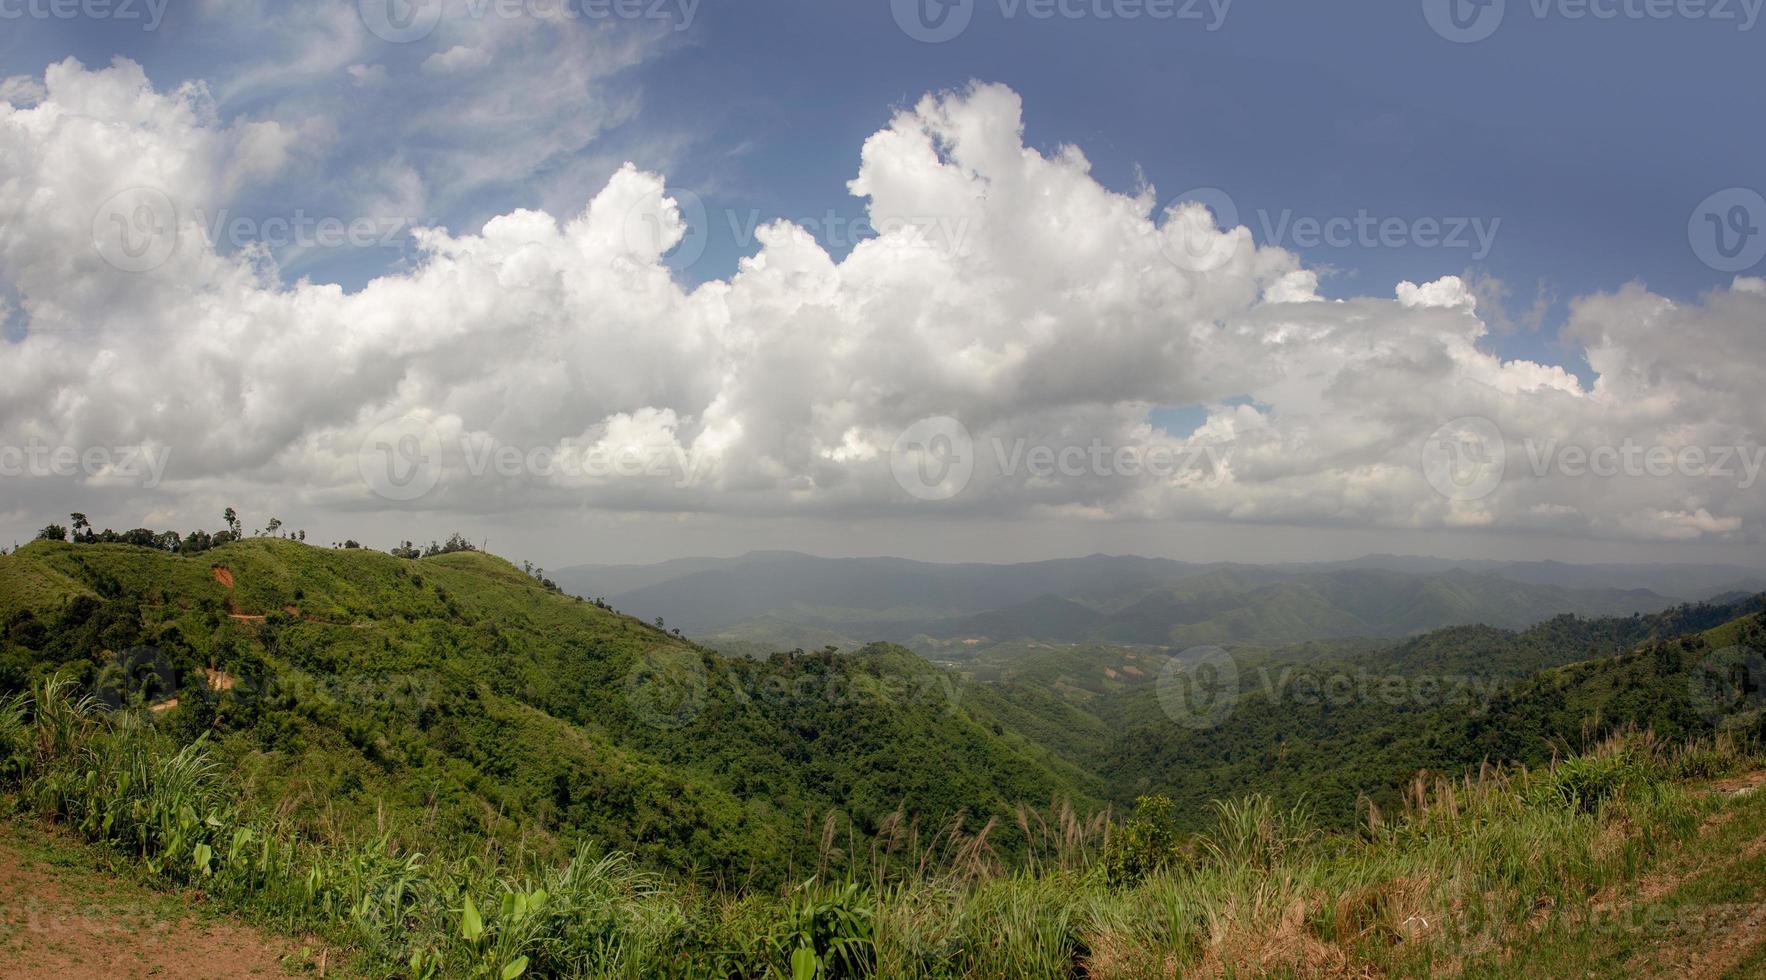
3 538 1765 976
1096 597 1766 828
7 670 1764 978
1054 568 1678 647
0 539 1099 884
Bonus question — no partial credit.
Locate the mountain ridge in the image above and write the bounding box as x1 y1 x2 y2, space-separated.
552 552 1720 652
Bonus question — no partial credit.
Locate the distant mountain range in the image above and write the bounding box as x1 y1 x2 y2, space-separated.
552 552 1766 652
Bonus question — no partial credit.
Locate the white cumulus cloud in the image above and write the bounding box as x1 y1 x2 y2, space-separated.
0 66 1760 549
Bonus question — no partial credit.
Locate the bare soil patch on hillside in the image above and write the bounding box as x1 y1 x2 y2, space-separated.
0 823 301 979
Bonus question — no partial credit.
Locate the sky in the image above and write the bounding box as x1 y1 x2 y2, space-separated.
0 0 1762 568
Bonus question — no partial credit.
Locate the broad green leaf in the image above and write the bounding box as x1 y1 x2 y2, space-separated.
459 894 484 942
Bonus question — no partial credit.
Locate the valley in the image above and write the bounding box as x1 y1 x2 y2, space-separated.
551 551 1763 655
1 536 1763 976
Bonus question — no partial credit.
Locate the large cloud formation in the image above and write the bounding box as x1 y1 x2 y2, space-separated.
0 61 1760 545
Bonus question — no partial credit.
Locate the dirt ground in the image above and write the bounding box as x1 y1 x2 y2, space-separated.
0 822 305 980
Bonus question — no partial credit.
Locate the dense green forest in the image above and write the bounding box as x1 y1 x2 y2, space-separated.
4 536 1762 877
1093 598 1766 827
0 538 1098 886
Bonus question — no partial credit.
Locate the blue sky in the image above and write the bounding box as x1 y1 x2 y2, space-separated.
653 0 1762 376
630 0 1760 374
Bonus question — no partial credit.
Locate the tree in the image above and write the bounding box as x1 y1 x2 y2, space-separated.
223 508 241 538
264 517 282 536
36 524 67 542
420 533 477 558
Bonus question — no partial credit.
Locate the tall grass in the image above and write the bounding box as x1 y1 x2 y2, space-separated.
0 679 1751 978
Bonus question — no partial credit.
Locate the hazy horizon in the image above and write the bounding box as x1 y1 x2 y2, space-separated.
551 540 1766 574
13 510 1766 573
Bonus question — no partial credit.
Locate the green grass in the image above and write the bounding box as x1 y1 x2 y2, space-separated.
7 676 1761 978
0 555 94 622
1455 781 1766 977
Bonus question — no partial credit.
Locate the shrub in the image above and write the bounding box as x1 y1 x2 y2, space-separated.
1522 751 1654 814
770 880 876 979
1103 795 1182 886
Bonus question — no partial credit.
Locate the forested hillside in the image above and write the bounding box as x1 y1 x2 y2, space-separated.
0 539 1098 885
1095 597 1766 827
3 537 1765 976
6 538 1760 870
